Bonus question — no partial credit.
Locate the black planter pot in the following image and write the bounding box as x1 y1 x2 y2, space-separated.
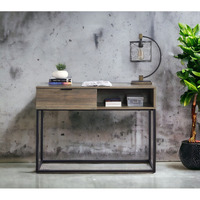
179 140 200 170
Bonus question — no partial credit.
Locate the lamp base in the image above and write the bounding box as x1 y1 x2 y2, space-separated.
131 80 152 85
131 75 152 85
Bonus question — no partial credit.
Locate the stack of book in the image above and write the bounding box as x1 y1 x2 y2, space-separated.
49 77 72 85
104 97 122 107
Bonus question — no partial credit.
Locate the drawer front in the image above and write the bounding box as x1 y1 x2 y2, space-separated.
36 88 97 110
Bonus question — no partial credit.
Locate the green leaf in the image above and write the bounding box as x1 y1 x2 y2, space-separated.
185 94 194 106
177 71 189 79
186 37 195 46
178 36 186 41
179 30 187 37
180 91 195 106
180 92 187 105
185 37 192 46
184 93 195 106
187 60 197 68
191 46 200 52
186 68 193 72
181 57 189 65
174 53 188 59
197 80 200 84
194 53 200 59
187 77 196 84
190 56 198 61
186 25 193 35
184 80 198 92
179 45 193 54
178 36 185 44
192 71 200 77
179 23 187 30
193 24 200 36
181 29 189 36
177 71 184 79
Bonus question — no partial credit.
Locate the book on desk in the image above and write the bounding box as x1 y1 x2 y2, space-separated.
48 77 72 85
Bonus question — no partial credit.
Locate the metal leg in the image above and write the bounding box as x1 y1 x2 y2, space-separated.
36 110 39 172
40 110 43 162
148 110 151 165
152 109 156 172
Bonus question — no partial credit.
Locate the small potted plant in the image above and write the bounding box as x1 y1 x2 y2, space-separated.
52 63 68 79
175 23 200 169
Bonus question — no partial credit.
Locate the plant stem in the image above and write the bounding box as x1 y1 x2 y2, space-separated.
189 93 198 143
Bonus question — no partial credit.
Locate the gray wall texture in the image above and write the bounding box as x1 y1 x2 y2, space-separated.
0 11 200 162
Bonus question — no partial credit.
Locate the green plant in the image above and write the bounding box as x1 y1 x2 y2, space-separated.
56 63 66 70
175 23 200 143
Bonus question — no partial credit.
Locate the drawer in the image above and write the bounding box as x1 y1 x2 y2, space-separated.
36 88 97 110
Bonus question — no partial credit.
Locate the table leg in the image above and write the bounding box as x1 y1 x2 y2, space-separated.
153 109 156 172
36 110 39 172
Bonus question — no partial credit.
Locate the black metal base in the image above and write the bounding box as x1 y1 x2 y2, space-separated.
179 140 200 170
36 159 155 173
36 109 156 173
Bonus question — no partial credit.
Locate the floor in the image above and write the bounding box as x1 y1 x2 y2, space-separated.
0 162 200 188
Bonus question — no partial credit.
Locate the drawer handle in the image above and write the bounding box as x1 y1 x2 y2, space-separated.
60 88 72 90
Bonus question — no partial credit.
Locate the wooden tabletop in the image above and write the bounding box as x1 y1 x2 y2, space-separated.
36 82 155 89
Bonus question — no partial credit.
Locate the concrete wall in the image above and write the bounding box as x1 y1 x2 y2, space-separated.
1 11 200 162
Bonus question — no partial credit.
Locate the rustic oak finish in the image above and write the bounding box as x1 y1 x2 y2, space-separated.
36 88 97 110
36 83 156 110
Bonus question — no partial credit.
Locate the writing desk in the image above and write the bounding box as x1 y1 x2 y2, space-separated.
36 83 156 173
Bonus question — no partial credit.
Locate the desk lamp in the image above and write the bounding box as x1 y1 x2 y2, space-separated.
130 34 162 85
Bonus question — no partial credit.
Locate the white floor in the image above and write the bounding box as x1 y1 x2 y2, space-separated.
0 162 200 188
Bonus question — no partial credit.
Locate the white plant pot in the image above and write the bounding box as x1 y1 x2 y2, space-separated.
52 70 68 79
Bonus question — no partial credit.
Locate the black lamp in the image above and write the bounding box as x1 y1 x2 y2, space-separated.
130 34 162 85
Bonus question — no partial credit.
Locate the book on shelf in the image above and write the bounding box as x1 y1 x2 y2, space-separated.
104 97 122 107
49 77 72 85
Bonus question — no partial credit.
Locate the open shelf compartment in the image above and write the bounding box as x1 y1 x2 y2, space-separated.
97 88 155 109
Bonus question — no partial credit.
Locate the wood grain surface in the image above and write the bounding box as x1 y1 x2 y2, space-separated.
36 88 97 110
36 83 156 110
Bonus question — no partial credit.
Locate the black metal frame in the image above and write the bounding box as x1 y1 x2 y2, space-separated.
36 109 156 173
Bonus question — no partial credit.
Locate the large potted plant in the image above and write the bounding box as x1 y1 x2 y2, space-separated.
175 23 200 169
